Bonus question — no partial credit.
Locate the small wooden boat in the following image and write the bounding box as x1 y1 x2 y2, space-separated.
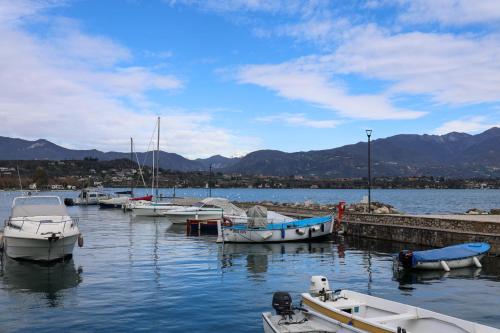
263 292 366 333
217 215 334 243
302 276 500 333
397 242 490 271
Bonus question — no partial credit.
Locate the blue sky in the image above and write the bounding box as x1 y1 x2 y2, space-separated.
1 0 500 158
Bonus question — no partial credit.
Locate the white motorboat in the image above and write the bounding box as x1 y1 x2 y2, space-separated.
263 292 366 333
2 196 81 261
99 190 133 208
217 205 334 243
164 197 246 224
66 187 111 205
132 201 185 217
301 276 500 333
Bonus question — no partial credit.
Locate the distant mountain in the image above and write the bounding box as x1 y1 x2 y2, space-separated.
225 127 500 178
2 127 500 177
0 136 216 172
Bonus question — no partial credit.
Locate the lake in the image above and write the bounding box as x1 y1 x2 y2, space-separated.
0 189 499 332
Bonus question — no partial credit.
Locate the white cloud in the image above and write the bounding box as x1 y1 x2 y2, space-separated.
434 116 500 134
330 27 500 105
398 0 500 26
0 0 260 158
236 60 425 120
256 113 341 128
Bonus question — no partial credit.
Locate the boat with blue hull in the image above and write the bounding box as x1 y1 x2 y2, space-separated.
398 242 490 271
217 215 334 243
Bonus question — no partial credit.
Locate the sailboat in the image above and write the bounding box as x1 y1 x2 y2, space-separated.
131 117 184 217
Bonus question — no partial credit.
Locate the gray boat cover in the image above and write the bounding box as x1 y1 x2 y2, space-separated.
247 205 268 228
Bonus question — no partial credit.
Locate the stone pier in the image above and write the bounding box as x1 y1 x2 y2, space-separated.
235 201 500 255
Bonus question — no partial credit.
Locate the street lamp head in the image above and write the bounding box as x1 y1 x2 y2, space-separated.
365 129 373 137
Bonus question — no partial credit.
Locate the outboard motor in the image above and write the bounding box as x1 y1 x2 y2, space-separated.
398 250 414 269
309 276 331 299
272 292 293 317
64 198 74 206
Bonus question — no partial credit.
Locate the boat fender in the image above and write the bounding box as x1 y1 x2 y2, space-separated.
320 223 325 232
295 228 306 235
472 256 482 268
440 260 450 272
78 234 84 247
311 226 319 232
281 229 285 239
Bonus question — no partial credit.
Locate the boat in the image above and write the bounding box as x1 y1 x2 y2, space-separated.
132 201 184 217
164 197 246 224
98 190 133 208
187 210 293 236
397 242 490 271
65 187 111 206
263 292 366 333
216 205 334 243
301 276 500 333
2 196 82 261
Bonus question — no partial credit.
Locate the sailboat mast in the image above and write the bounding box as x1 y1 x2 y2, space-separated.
130 137 134 195
156 116 160 199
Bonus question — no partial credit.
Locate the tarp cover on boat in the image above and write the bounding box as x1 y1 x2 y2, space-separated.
247 205 268 228
200 197 246 217
412 243 490 263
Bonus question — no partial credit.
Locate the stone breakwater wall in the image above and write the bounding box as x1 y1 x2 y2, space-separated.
343 213 500 255
235 202 500 254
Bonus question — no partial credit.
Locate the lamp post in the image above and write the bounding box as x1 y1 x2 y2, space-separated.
366 129 372 213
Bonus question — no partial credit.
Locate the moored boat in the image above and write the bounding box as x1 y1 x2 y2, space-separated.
217 205 334 243
98 190 133 208
301 276 500 333
164 197 246 224
263 292 366 333
398 242 490 271
2 196 82 261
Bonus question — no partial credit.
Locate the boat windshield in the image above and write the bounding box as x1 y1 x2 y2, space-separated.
11 196 68 217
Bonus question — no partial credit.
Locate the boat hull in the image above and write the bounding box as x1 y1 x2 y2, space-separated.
219 218 333 243
166 212 224 224
302 289 500 333
414 254 486 270
3 234 78 261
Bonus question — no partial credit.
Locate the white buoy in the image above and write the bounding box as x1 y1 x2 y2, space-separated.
472 256 482 268
440 260 450 271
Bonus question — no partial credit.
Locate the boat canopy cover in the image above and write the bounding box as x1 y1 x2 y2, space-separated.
412 243 490 263
200 197 246 217
247 205 268 228
12 204 69 218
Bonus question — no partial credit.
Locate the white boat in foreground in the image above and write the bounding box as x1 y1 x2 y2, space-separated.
301 276 499 333
263 292 365 333
2 196 81 261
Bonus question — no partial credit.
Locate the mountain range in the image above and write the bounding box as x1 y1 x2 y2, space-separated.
1 127 500 178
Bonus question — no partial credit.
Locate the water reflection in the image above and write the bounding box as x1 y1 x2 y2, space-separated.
219 241 335 274
0 256 82 307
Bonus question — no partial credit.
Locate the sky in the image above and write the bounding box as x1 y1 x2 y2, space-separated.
1 0 500 158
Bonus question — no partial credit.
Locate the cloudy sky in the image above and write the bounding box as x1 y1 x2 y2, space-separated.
1 0 500 158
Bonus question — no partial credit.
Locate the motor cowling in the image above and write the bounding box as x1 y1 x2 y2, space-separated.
398 250 414 269
309 276 330 296
272 292 293 316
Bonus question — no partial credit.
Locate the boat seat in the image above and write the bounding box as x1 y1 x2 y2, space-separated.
371 312 418 323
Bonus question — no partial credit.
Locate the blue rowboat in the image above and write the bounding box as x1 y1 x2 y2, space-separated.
398 242 490 271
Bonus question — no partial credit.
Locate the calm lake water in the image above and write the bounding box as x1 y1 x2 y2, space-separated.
0 189 499 332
